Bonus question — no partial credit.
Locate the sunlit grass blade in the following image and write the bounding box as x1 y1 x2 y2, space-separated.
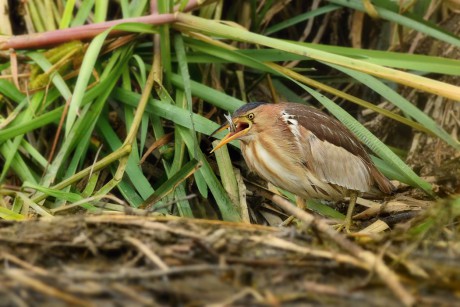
128 0 148 18
371 156 409 184
180 126 208 199
174 33 209 200
59 0 76 29
16 192 53 217
24 181 82 202
116 179 145 208
212 142 240 208
70 0 95 27
0 206 25 221
295 43 460 76
169 129 194 217
158 0 173 89
81 171 99 197
185 45 460 76
65 27 108 137
94 0 108 23
24 182 100 212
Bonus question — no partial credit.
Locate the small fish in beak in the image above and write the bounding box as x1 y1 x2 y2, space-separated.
224 113 236 132
210 116 252 153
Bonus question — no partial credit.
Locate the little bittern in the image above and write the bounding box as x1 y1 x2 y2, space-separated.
211 102 395 231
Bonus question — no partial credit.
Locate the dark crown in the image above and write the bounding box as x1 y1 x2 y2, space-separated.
233 102 268 117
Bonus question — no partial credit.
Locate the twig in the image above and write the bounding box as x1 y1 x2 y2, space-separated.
111 283 157 305
84 214 276 232
1 252 49 275
250 235 367 269
6 269 91 306
87 217 203 239
124 236 169 271
139 132 173 164
208 288 265 307
66 264 229 280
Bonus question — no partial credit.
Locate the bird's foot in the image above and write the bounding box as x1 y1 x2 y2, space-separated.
333 221 353 233
279 215 303 227
279 215 296 227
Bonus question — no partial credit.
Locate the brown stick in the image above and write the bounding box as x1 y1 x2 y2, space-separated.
0 0 202 50
258 190 416 307
6 269 90 306
0 14 175 50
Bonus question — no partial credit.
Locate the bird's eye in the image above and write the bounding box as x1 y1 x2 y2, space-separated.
247 113 255 120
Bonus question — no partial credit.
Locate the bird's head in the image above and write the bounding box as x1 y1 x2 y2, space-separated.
210 102 267 153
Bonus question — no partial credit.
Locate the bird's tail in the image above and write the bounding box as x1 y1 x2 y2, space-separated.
371 167 396 196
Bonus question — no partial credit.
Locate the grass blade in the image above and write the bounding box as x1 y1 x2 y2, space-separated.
141 159 201 209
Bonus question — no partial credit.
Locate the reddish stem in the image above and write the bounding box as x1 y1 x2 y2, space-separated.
0 0 199 50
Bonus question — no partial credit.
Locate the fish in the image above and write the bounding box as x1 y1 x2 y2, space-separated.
224 113 236 132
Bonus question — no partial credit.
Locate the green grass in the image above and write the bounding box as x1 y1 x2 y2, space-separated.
0 0 459 224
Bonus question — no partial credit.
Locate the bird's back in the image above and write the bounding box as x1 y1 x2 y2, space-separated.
282 103 395 196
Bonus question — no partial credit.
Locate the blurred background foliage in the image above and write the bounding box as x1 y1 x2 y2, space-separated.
0 0 459 226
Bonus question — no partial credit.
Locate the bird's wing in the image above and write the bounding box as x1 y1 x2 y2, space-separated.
301 129 373 192
282 104 374 192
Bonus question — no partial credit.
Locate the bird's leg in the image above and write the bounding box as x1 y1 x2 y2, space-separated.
344 191 358 233
280 196 306 226
334 191 358 233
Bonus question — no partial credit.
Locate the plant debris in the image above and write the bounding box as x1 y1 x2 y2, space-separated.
0 213 458 306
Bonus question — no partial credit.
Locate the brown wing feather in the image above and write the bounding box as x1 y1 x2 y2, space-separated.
283 104 368 159
282 103 395 195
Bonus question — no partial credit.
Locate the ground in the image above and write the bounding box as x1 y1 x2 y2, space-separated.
0 213 458 306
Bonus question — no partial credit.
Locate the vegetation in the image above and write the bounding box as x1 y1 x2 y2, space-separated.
0 0 459 305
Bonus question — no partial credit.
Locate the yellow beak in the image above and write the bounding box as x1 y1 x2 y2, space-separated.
210 118 251 153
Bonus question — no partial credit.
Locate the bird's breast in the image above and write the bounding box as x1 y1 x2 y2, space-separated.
241 139 346 201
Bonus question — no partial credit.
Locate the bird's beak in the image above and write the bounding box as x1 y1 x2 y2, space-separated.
210 118 251 153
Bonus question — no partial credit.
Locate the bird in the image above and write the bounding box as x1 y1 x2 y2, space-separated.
210 102 395 231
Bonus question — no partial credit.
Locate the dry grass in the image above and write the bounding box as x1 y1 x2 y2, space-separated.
0 212 458 306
